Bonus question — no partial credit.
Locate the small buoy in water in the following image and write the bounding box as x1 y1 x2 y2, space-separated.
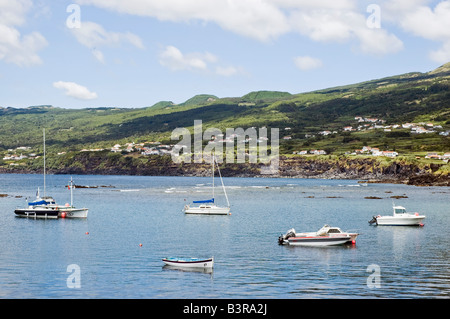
419 223 424 227
229 213 232 215
85 232 89 235
61 212 66 218
139 243 143 247
352 240 356 244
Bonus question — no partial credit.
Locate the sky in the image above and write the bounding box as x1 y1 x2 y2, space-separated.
1 0 450 109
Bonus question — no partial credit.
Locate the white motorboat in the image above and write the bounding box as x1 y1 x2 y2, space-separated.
162 257 214 268
278 225 359 246
184 155 230 215
369 205 425 226
58 177 88 218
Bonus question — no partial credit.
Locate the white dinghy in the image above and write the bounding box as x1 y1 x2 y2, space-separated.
162 257 214 269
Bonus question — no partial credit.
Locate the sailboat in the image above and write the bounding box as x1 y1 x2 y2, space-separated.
184 155 230 215
14 129 88 219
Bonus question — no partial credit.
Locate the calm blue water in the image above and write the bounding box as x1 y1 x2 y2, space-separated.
0 174 448 299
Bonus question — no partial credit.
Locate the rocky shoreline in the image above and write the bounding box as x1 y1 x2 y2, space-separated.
1 154 448 187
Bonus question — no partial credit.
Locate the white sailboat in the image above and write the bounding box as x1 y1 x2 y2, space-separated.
184 155 230 215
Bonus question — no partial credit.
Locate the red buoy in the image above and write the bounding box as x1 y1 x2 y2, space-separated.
61 212 66 218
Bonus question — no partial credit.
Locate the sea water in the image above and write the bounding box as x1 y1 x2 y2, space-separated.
0 174 448 298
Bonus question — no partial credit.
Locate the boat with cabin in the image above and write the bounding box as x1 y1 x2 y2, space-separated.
14 129 88 219
369 205 425 226
14 189 60 219
278 225 359 246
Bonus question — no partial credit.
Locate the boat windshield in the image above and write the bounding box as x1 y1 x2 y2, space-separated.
327 228 342 233
394 207 406 214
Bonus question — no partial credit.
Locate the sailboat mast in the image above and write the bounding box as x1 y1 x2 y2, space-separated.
70 177 74 207
43 128 46 197
212 155 215 201
216 156 230 207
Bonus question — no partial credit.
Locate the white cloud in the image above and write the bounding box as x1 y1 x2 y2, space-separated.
0 0 48 66
429 42 450 64
215 66 239 77
76 0 290 42
53 81 98 100
76 0 405 58
289 8 403 56
76 1 450 61
294 56 323 70
159 45 242 76
383 0 450 63
159 45 216 71
70 21 144 63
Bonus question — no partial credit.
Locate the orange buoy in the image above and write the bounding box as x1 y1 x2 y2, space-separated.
61 212 66 218
139 243 143 247
85 232 89 235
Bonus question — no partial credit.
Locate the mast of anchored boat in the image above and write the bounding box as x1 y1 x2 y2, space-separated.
43 128 46 198
215 155 230 208
69 177 74 207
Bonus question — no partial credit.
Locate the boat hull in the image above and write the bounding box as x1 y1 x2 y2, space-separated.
15 206 88 219
14 208 59 219
162 257 214 268
375 215 425 226
184 206 230 215
59 208 89 218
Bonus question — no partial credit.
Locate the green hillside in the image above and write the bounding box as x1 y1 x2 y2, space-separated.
0 63 449 159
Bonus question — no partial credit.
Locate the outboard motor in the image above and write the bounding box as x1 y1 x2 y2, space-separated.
368 216 377 225
278 229 296 245
278 235 285 245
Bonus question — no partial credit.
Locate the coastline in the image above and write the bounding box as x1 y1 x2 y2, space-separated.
1 155 448 187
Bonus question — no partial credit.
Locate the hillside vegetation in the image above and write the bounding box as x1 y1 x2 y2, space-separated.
0 63 449 183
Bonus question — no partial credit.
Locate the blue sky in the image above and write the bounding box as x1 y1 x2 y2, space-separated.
1 0 449 109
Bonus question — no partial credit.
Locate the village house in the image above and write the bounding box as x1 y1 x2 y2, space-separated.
309 149 326 155
382 151 398 158
425 152 441 159
111 144 121 152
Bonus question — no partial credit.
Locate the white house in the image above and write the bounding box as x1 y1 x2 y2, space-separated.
382 151 398 157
